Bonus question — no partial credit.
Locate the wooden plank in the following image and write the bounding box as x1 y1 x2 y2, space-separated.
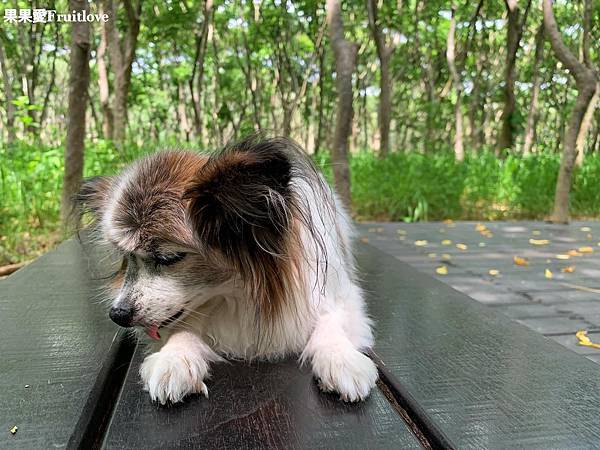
0 239 132 449
103 344 423 449
357 242 600 449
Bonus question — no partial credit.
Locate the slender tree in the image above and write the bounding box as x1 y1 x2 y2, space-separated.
189 0 214 141
38 24 60 132
97 4 113 140
101 0 141 145
523 24 544 155
0 38 16 144
544 0 598 223
446 3 464 161
497 0 532 153
367 0 397 157
314 50 327 154
575 0 598 166
61 0 91 225
326 0 357 209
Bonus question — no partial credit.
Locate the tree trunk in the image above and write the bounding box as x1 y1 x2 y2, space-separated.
39 25 59 132
211 33 223 147
314 50 326 154
497 0 531 152
0 39 16 144
284 19 326 141
235 29 262 132
446 4 464 161
98 6 113 140
24 19 46 134
190 0 214 140
523 24 544 155
177 82 192 142
575 82 600 166
592 110 600 154
574 0 597 167
366 0 394 157
544 0 598 223
282 107 292 138
326 0 357 209
61 0 91 225
102 0 141 145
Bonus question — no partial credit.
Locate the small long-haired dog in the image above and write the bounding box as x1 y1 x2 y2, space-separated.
78 136 377 404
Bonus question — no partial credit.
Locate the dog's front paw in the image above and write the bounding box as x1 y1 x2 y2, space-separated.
313 348 378 402
139 349 210 405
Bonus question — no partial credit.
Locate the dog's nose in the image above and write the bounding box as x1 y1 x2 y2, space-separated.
109 306 134 327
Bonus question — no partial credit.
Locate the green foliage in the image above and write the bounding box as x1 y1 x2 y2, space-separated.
320 149 600 223
4 143 600 265
348 152 465 222
0 141 149 264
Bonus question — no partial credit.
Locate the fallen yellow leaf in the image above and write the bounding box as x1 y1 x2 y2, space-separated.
456 243 468 250
568 249 583 257
441 239 452 245
478 242 486 247
442 253 451 260
576 330 600 349
428 253 437 258
10 426 17 435
436 266 448 275
578 246 594 254
545 268 553 279
475 223 487 232
581 226 592 232
556 254 570 260
532 230 541 236
415 240 428 246
561 266 575 273
488 269 500 276
360 237 370 243
399 236 406 241
443 219 454 225
513 256 529 266
529 239 550 246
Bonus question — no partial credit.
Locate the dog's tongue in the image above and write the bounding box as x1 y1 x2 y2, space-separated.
145 324 161 341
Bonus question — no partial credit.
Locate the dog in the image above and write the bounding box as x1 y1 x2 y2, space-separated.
77 136 378 404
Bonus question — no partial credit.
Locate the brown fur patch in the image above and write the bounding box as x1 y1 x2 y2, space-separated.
111 151 208 251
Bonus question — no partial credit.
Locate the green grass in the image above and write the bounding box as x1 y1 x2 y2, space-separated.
2 141 600 264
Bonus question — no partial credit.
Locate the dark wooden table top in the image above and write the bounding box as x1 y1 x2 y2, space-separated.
103 345 422 450
3 237 600 449
0 239 129 449
359 243 600 449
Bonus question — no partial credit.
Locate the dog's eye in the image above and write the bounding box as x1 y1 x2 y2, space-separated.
154 252 186 267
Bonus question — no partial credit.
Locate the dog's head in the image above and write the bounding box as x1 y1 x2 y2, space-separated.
78 137 308 339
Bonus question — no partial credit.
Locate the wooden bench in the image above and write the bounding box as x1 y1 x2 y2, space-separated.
2 237 600 449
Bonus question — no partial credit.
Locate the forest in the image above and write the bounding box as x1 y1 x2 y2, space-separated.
0 0 599 265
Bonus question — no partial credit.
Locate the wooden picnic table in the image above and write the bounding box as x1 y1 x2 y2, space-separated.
2 237 600 449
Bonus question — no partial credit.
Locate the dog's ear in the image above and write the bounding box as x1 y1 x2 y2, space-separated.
185 137 297 319
185 138 293 255
74 176 113 219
